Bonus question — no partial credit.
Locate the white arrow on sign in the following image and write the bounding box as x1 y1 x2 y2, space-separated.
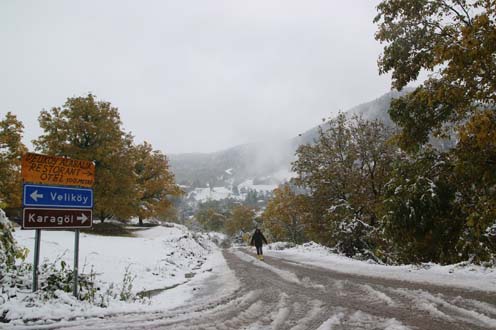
30 190 44 202
77 213 88 224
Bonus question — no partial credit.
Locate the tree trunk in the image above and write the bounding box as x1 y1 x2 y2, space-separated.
139 217 143 226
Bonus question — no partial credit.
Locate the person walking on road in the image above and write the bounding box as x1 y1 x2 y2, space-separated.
250 228 268 260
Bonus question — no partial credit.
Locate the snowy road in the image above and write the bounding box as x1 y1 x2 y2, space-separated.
15 248 496 330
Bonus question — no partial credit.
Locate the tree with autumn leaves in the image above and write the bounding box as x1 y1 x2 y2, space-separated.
34 95 136 221
132 142 182 225
196 206 227 232
262 184 309 244
0 112 27 209
263 1 495 263
271 0 493 263
374 0 496 263
290 115 398 259
32 94 182 223
225 205 255 237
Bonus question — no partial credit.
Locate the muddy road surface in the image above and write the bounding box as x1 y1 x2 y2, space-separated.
18 248 496 329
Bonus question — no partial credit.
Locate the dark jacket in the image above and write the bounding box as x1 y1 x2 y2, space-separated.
250 230 268 247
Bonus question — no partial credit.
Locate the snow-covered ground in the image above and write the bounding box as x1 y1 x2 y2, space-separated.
3 222 495 328
3 224 237 326
188 186 234 202
188 181 279 203
266 242 496 293
186 169 295 203
237 179 278 193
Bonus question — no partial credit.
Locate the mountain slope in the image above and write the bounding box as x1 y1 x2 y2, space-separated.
170 89 409 189
290 88 411 147
170 140 294 188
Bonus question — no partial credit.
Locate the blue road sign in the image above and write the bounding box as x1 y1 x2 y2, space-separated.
23 184 93 209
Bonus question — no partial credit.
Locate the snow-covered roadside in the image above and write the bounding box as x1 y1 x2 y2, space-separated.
2 224 237 326
266 242 496 293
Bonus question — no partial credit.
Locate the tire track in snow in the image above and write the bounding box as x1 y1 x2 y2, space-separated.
288 300 324 330
250 251 495 329
232 250 301 284
359 284 397 307
454 297 496 317
269 293 290 330
315 311 345 330
391 288 496 329
345 311 410 330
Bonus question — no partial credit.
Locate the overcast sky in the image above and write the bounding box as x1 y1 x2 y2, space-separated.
1 0 391 154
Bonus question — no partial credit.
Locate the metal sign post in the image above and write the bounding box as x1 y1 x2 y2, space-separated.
73 229 80 297
32 229 41 292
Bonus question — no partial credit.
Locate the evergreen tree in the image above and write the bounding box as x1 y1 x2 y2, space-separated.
244 190 259 206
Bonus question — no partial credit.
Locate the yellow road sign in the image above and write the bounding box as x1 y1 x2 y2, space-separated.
22 153 95 187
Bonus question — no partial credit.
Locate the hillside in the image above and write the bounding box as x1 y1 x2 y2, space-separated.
170 140 294 188
169 89 410 190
